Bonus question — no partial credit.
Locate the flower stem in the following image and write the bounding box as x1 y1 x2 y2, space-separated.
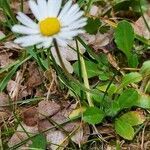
78 45 94 107
53 39 94 107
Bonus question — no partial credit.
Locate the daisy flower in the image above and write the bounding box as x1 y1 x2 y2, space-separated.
12 0 87 48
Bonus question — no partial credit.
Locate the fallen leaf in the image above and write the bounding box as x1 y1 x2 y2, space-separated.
46 130 69 150
89 5 99 17
0 52 14 68
11 0 29 14
71 122 90 145
133 13 150 39
38 100 60 120
38 119 54 135
26 62 43 88
7 80 29 100
8 122 38 148
83 32 111 50
0 92 9 107
0 111 10 123
22 107 38 127
4 41 22 50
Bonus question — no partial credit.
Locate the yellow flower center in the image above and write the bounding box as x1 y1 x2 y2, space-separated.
39 17 61 36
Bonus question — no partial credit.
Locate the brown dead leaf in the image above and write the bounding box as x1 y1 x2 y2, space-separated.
38 100 61 120
0 92 9 107
22 107 38 127
38 119 54 135
0 52 14 68
89 5 99 17
83 32 111 50
0 93 11 122
8 122 38 148
51 111 68 125
50 103 77 125
71 122 90 145
4 41 22 50
46 130 69 150
7 80 29 100
133 13 150 39
11 0 29 14
0 111 10 123
26 62 43 88
107 53 120 70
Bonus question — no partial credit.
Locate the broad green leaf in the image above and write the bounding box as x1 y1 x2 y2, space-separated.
114 20 134 57
118 72 142 90
106 101 120 117
128 54 139 68
30 134 47 149
73 60 111 79
115 110 145 140
115 118 134 140
117 89 139 108
136 94 150 109
73 60 99 78
83 107 105 124
98 83 117 96
119 111 145 126
91 91 104 103
140 60 150 77
85 18 101 34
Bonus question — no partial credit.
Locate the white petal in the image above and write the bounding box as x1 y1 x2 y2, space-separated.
55 37 68 47
58 30 85 40
47 0 62 17
29 0 41 21
58 0 72 19
12 25 40 34
51 48 73 73
43 37 53 48
61 18 87 31
14 35 45 47
61 11 84 26
61 21 87 31
36 37 53 48
17 12 38 29
37 0 48 19
64 4 79 18
60 4 79 23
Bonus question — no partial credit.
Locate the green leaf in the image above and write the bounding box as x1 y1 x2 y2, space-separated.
136 94 150 109
114 20 135 67
106 101 120 117
115 118 134 140
73 60 99 78
117 89 139 109
98 83 117 96
115 110 145 140
128 54 139 68
85 18 101 34
83 107 105 124
118 72 142 90
30 134 47 149
119 111 145 126
140 60 150 77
